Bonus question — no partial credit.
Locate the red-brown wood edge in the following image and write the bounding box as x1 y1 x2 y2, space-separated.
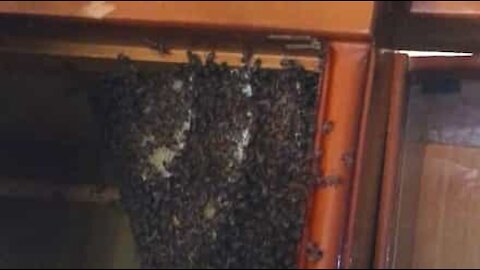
0 1 374 40
341 48 379 269
298 42 371 269
374 54 408 269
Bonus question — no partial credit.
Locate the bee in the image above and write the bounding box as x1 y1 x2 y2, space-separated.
341 152 355 170
145 38 170 55
253 58 262 71
205 51 216 64
241 48 253 65
187 50 202 66
321 120 334 135
280 58 298 68
315 175 342 189
306 241 324 262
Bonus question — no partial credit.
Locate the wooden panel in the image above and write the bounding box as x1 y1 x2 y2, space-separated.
0 1 374 38
411 1 480 18
413 144 480 268
298 42 371 269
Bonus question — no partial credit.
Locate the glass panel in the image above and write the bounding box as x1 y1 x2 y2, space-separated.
394 70 480 268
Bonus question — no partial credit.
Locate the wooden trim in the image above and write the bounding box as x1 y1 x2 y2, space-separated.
0 37 320 71
341 47 376 269
342 50 394 268
374 54 408 269
297 45 331 269
299 42 371 269
0 1 374 39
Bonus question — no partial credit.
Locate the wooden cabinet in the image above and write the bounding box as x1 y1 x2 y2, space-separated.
0 2 379 269
10 1 480 269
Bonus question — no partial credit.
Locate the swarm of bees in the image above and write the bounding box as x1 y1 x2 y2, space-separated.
97 50 321 268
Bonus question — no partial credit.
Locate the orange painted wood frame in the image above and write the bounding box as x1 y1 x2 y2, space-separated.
0 1 374 39
374 54 409 269
298 42 372 269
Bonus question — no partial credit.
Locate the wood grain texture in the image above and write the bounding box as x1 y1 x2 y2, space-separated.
413 144 480 268
0 1 374 38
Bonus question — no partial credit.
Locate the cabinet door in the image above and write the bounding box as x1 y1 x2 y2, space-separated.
376 54 480 269
373 53 409 269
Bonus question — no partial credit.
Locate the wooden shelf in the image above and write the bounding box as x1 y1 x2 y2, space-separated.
0 1 374 39
0 37 321 71
0 178 119 203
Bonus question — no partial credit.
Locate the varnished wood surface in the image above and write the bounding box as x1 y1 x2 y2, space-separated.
0 37 321 71
413 144 480 268
299 42 372 269
374 53 408 269
342 50 394 268
0 1 374 38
